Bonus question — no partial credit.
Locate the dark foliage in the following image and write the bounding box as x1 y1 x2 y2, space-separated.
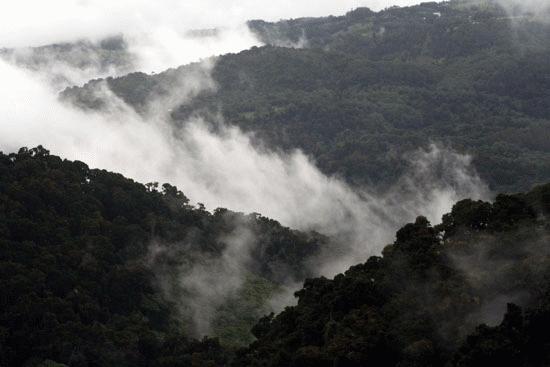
234 183 550 366
0 146 323 366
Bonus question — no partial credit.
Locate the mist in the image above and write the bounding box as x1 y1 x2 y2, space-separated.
494 0 550 15
0 26 261 90
148 217 259 337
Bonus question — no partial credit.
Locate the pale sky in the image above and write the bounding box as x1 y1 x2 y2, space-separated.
1 0 427 48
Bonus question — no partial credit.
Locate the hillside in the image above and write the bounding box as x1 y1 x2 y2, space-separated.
235 182 550 366
62 0 550 192
0 146 324 366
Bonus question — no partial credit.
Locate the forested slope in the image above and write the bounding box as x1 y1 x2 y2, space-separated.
63 0 550 192
235 182 550 366
0 147 324 366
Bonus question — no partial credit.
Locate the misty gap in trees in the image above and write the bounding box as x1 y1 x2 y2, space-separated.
2 0 550 366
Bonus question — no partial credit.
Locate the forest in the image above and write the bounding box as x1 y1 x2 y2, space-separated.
0 147 324 366
235 184 550 366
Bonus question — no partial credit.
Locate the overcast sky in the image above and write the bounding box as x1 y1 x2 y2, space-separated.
1 0 426 48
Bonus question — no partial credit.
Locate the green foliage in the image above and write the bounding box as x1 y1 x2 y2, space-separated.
212 274 279 347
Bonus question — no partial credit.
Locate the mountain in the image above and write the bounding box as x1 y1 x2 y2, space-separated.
0 146 324 366
62 0 550 192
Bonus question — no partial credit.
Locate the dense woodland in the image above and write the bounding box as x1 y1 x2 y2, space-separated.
235 184 550 366
0 147 324 366
63 0 550 192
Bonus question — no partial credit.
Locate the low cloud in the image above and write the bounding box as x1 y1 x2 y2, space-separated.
149 216 257 337
494 0 550 15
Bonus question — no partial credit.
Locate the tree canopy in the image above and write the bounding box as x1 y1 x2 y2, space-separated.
0 146 324 366
235 183 550 366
